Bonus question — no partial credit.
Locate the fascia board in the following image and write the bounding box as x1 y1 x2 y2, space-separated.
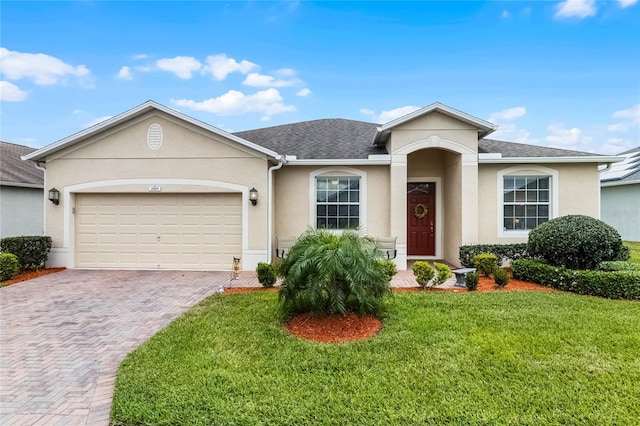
0 181 44 189
23 100 281 162
479 156 624 164
286 158 391 166
600 179 640 187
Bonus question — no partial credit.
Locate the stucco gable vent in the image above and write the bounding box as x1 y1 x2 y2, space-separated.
147 123 163 150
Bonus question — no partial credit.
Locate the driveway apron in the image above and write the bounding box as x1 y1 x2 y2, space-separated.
0 269 255 425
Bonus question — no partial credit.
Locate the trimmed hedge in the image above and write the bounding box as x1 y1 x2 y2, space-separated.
0 236 52 271
512 259 640 300
0 253 20 281
598 261 640 272
459 243 529 267
527 215 628 270
256 262 278 288
473 253 498 277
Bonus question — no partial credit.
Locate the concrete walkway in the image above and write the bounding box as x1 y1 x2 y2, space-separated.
0 268 448 425
0 269 258 426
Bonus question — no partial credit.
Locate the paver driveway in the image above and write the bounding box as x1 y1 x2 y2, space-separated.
0 269 258 425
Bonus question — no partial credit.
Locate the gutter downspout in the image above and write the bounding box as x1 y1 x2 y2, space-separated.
34 161 47 236
267 156 286 262
597 162 615 220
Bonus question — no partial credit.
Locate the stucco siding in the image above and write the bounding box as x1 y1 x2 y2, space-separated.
43 111 270 269
601 183 640 241
478 163 601 244
273 165 390 254
0 186 44 238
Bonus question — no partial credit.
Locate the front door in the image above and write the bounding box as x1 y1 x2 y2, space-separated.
407 183 436 256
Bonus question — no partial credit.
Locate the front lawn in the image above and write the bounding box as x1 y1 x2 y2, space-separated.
112 292 640 425
625 241 640 264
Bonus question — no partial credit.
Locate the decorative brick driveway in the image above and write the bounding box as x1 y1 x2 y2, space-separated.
0 269 258 426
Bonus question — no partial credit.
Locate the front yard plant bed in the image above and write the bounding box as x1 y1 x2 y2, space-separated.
111 292 640 425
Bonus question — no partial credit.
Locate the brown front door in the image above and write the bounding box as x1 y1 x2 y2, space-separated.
407 183 436 256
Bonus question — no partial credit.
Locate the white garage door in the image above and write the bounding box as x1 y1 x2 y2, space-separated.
76 193 242 270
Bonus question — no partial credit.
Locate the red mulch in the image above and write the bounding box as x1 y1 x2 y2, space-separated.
393 276 556 293
285 312 382 343
1 268 66 286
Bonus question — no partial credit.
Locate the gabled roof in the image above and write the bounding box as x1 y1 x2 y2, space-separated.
0 142 44 188
600 146 640 185
478 139 621 164
235 119 386 160
373 102 497 146
23 100 282 162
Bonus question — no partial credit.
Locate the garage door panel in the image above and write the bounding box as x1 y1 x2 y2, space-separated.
76 193 242 270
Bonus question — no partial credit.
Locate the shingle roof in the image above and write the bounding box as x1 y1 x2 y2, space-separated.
0 142 44 186
479 139 601 158
234 119 386 159
600 146 640 183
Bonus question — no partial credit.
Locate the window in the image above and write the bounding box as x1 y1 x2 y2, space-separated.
316 177 360 229
503 176 550 231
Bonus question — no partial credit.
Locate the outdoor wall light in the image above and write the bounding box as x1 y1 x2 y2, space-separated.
48 187 60 205
249 187 258 206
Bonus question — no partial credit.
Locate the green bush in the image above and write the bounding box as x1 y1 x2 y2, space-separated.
512 259 640 300
597 261 640 272
412 261 435 289
473 253 498 277
377 259 398 283
0 253 20 281
433 262 453 286
459 243 530 268
278 229 390 316
256 262 278 288
465 272 479 291
494 268 510 287
0 236 52 271
527 215 628 270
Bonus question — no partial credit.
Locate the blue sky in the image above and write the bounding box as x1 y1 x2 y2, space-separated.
1 0 639 154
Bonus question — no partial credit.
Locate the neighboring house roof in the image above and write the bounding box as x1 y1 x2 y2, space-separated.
600 146 640 186
235 119 386 160
0 141 44 188
23 100 283 163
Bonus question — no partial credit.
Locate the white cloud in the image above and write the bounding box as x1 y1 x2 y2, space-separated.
488 106 526 122
117 66 133 80
83 115 113 129
608 104 640 132
554 0 597 19
242 72 299 87
359 108 375 116
378 106 421 123
203 54 258 80
546 123 592 148
156 56 202 79
171 88 295 120
0 80 27 101
296 88 312 97
617 0 638 7
134 65 152 72
0 47 90 85
132 53 149 60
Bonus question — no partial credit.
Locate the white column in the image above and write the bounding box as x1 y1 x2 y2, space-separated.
460 153 479 245
390 154 408 269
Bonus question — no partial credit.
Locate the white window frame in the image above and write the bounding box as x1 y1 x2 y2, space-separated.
497 165 559 239
309 167 367 234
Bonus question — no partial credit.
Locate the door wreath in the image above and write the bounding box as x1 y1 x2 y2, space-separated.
412 203 428 220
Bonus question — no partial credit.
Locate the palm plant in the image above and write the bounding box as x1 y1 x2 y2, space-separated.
278 229 391 316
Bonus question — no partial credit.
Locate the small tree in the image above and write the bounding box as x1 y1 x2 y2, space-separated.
278 229 390 316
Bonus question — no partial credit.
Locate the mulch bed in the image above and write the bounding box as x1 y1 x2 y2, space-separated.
1 268 66 287
393 276 556 293
284 312 382 343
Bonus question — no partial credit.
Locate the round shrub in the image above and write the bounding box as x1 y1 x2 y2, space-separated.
412 261 435 289
494 268 510 287
465 272 479 291
256 262 278 288
473 253 498 277
278 229 390 316
0 253 20 281
377 259 398 283
527 215 628 270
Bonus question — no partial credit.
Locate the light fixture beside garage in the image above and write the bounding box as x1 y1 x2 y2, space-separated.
249 187 258 205
48 187 60 205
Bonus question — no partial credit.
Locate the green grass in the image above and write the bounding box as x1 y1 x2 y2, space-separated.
625 241 640 264
112 292 640 425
